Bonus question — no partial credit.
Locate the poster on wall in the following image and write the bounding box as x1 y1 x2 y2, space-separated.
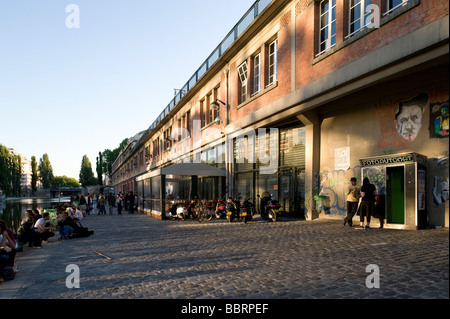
335 147 350 171
362 166 386 196
429 101 449 138
418 170 426 210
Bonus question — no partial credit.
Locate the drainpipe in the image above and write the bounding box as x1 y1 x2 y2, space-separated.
225 69 231 198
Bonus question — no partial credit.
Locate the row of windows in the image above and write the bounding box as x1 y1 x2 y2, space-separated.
238 38 278 104
319 0 413 54
200 88 219 128
117 0 416 179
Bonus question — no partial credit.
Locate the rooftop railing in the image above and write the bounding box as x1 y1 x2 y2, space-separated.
148 0 272 132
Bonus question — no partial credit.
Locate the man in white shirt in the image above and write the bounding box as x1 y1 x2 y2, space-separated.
34 213 56 242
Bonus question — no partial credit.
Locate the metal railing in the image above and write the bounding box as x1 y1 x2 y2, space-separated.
147 0 273 132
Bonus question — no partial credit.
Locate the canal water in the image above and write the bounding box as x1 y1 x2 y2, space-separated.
0 197 71 232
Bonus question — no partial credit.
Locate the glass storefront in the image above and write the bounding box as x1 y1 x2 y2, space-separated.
144 178 151 211
166 175 191 200
135 126 305 218
233 126 306 217
151 176 161 212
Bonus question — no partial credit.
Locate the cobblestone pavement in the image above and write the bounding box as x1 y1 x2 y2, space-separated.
1 210 448 300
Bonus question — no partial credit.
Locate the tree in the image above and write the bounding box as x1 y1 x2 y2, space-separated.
0 145 23 196
38 153 54 189
79 155 96 186
52 175 81 188
10 154 21 196
101 138 129 177
31 156 38 193
0 144 12 195
96 152 103 185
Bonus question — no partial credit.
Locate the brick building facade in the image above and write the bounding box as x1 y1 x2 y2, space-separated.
111 0 449 228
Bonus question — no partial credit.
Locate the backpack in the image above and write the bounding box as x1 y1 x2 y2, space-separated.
68 221 94 239
3 266 15 280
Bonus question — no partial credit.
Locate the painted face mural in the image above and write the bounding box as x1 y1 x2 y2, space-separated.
395 93 429 141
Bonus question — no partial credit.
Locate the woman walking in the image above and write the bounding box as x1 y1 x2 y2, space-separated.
359 177 377 229
92 194 98 215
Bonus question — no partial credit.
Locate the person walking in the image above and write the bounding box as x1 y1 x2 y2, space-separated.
128 191 135 214
117 193 123 215
343 177 360 227
108 193 116 215
358 177 377 229
98 194 106 215
86 193 92 215
92 194 98 214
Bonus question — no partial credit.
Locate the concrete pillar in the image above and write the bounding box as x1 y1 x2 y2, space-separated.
160 174 166 220
297 110 321 220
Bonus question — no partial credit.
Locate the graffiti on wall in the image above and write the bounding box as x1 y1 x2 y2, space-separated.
432 152 449 207
362 166 386 196
429 102 449 138
375 91 450 148
432 176 449 207
319 166 362 216
322 87 449 216
375 97 408 149
394 93 429 142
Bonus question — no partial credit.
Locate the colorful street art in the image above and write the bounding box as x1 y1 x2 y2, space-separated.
319 166 362 216
318 87 448 219
433 153 449 207
432 176 449 207
430 102 449 138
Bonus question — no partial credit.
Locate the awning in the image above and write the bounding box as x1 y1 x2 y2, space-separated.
136 162 225 181
161 162 226 176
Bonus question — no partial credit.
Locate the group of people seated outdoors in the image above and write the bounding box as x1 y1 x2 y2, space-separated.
1 201 93 282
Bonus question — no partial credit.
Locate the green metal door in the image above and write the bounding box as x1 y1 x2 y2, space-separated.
386 166 405 224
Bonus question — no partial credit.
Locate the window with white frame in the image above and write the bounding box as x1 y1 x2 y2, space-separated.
348 0 372 37
319 0 336 53
385 0 410 15
212 87 219 120
200 99 206 127
238 61 248 103
178 110 191 141
268 39 277 86
253 53 261 95
164 127 172 151
152 137 160 158
207 94 213 124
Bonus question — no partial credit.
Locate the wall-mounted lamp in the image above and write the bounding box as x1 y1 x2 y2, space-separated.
210 99 226 111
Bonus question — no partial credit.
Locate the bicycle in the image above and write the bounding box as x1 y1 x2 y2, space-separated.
197 200 213 223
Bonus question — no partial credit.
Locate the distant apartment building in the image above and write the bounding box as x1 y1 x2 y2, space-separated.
20 156 32 190
111 0 449 229
9 148 33 191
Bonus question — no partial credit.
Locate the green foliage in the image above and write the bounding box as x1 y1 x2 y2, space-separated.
0 144 22 196
38 153 54 189
0 145 9 194
52 175 81 188
31 156 38 193
79 155 97 186
101 138 129 176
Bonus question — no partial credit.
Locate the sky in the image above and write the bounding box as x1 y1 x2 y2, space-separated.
0 0 255 180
